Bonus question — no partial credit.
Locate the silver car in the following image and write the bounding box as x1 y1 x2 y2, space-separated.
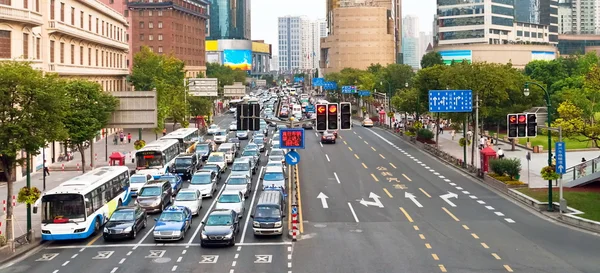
215 191 245 218
230 158 253 178
225 175 252 198
236 130 249 140
189 171 218 197
173 189 203 216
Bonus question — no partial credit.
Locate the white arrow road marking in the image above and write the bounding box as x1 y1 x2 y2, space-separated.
440 192 458 207
317 192 329 208
404 192 423 208
358 192 384 208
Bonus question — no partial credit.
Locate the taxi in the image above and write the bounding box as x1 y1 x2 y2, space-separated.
362 118 374 127
152 206 192 241
206 152 227 171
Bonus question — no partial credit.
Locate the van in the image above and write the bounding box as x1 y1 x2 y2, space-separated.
251 190 285 236
292 104 302 117
217 143 237 164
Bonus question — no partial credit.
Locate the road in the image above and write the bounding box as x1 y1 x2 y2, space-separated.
293 121 600 273
0 113 293 273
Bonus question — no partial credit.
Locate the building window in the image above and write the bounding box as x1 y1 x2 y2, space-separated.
139 22 144 29
88 15 92 31
101 51 104 66
60 2 64 22
22 33 28 59
148 35 153 41
70 44 74 64
88 48 91 65
158 10 162 16
102 20 104 35
49 40 54 62
79 46 83 65
50 0 55 19
35 0 39 12
158 34 163 40
95 49 98 66
124 10 129 17
149 46 153 52
71 7 74 25
158 21 162 28
80 11 84 28
158 46 163 53
24 0 27 9
59 42 64 63
138 10 143 16
148 10 152 16
139 34 144 41
36 37 40 59
96 18 99 33
149 22 153 29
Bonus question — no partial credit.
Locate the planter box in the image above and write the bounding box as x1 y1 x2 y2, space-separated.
483 174 511 193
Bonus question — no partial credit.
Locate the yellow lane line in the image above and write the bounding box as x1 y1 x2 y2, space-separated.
462 224 470 230
343 140 347 145
492 253 501 260
481 242 490 249
371 147 376 151
419 188 431 198
287 163 292 232
87 234 101 246
471 233 479 239
339 136 343 139
419 234 426 240
442 207 460 222
402 173 412 181
348 147 353 151
354 154 359 159
295 165 304 233
413 225 419 231
432 254 439 261
504 265 514 272
371 173 379 182
383 188 393 198
390 163 397 169
379 154 386 159
362 163 368 169
364 141 369 145
425 243 432 249
399 207 414 223
439 265 447 272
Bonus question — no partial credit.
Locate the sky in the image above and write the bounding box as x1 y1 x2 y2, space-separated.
250 0 437 55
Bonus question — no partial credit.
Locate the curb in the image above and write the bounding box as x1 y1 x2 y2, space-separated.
0 240 48 267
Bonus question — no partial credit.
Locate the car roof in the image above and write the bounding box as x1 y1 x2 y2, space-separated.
234 157 250 162
178 189 199 194
176 153 194 158
195 170 213 175
265 166 284 172
221 190 242 196
270 148 284 153
229 175 248 179
163 206 188 212
144 179 169 186
210 209 234 216
210 152 225 156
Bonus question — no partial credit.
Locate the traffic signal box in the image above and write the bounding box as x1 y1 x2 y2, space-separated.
507 113 537 138
507 114 518 138
327 103 339 130
235 103 260 131
250 104 260 131
517 114 527 137
316 104 327 131
527 113 537 137
340 102 352 130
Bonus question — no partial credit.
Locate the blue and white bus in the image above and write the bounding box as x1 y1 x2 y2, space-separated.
135 138 181 178
162 127 200 151
34 166 131 240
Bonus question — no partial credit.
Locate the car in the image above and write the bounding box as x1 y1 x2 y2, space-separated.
252 137 266 152
321 131 336 144
241 155 258 174
206 152 227 172
269 149 285 159
171 153 199 180
362 118 374 127
137 180 173 213
254 132 265 139
195 143 212 161
204 139 218 152
158 174 183 195
225 175 252 198
230 158 253 178
129 174 154 197
189 170 219 197
213 130 228 144
268 156 284 165
245 143 259 152
173 189 203 216
103 204 147 241
332 130 338 138
200 209 240 247
266 161 286 175
302 122 313 129
240 149 259 165
153 206 192 241
201 163 223 179
262 166 286 189
229 122 238 131
215 191 245 218
229 137 241 149
207 124 220 135
236 130 250 140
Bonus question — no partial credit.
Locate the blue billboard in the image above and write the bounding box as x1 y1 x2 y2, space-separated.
223 49 252 71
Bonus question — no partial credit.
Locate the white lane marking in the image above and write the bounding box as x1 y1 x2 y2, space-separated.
320 142 323 148
235 254 239 259
182 250 187 255
177 257 182 263
133 226 154 250
348 202 360 223
424 166 430 169
477 200 486 204
485 206 495 210
126 251 132 256
429 169 435 172
53 270 59 273
456 187 463 190
505 218 515 223
334 172 341 184
462 191 470 194
232 261 237 267
79 248 85 252
439 176 445 179
241 166 265 244
420 163 426 166
288 262 292 268
119 258 126 264
110 268 118 273
188 173 231 245
494 212 505 216
171 266 177 271
469 195 478 199
62 261 69 266
71 254 78 259
237 246 242 251
325 154 330 162
449 183 456 186
433 172 440 175
444 179 451 182
315 132 318 137
230 269 235 273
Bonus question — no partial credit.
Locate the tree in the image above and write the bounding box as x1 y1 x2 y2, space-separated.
420 51 444 68
189 96 213 117
0 61 68 241
62 80 118 173
205 62 248 95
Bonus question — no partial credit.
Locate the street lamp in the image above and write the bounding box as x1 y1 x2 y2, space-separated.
523 81 553 212
380 80 391 125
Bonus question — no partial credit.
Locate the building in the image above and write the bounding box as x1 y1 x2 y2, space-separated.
271 55 279 71
206 0 251 40
251 40 271 75
99 0 132 71
301 18 326 71
278 16 304 73
402 15 420 69
128 0 209 78
205 39 271 75
558 0 574 34
320 6 395 74
556 0 599 34
557 34 600 55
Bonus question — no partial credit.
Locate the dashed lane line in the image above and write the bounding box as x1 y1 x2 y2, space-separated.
371 147 376 151
439 264 447 272
471 233 479 239
354 154 359 159
362 163 368 169
383 188 393 198
504 265 514 272
390 163 397 169
348 202 360 223
492 253 501 260
432 254 439 260
379 154 385 159
348 147 353 151
371 173 379 182
419 188 431 198
325 154 331 162
442 207 460 222
399 207 414 223
481 243 490 249
402 174 411 181
334 172 341 184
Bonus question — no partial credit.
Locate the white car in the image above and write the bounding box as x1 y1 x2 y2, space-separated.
213 130 228 144
173 189 202 216
269 149 285 159
189 171 218 197
215 191 245 218
207 153 227 171
236 130 249 140
225 175 252 198
207 124 220 135
129 174 154 196
266 161 286 175
229 122 238 131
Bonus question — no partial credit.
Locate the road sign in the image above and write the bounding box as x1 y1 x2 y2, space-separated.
285 151 301 165
294 77 304 83
312 78 325 86
224 82 246 97
324 82 337 90
188 78 218 97
358 90 371 96
555 141 566 174
291 206 298 214
341 86 357 94
428 90 473 112
305 105 315 113
280 128 305 149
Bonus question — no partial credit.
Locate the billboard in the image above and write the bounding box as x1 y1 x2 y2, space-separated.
531 51 555 61
107 91 157 129
206 52 221 64
439 50 472 65
223 49 252 71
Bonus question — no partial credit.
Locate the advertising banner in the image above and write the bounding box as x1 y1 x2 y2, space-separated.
223 49 252 71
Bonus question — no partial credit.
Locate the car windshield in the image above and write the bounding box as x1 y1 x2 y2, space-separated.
175 158 192 167
270 150 284 156
255 205 280 218
228 177 247 185
232 162 249 171
230 138 240 143
158 211 184 222
205 214 233 226
196 145 209 152
130 176 147 183
267 162 282 168
191 174 212 184
139 186 161 197
242 150 255 157
218 194 241 203
215 131 226 136
209 125 218 129
254 138 264 144
208 155 224 162
269 156 283 162
264 172 284 181
109 210 135 221
160 176 177 184
246 144 258 150
176 192 197 201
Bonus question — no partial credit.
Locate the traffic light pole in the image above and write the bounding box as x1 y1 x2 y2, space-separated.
540 125 565 212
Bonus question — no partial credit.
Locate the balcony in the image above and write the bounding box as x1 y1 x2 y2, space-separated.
47 63 129 76
47 20 129 51
0 5 43 26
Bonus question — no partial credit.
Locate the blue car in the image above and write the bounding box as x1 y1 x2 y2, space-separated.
153 206 192 241
159 174 183 196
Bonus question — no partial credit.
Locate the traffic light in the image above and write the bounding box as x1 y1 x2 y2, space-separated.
316 104 327 131
236 104 243 130
327 103 339 130
340 102 352 130
507 114 518 138
248 104 260 131
237 104 249 131
517 114 527 137
527 113 537 137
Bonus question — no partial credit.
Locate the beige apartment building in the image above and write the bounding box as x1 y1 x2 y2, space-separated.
0 0 129 181
320 6 395 74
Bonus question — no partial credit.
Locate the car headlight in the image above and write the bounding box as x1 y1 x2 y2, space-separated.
151 200 161 206
201 233 207 239
153 231 160 236
253 221 260 228
124 226 132 233
224 232 233 239
274 221 282 228
173 231 181 236
103 227 108 233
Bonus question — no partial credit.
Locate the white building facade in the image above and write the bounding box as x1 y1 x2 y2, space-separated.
301 18 326 71
278 16 303 73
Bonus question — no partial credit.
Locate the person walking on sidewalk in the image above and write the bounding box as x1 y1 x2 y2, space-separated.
163 128 167 136
44 160 50 176
113 133 119 145
497 148 504 159
127 133 132 143
479 136 486 150
451 130 456 140
119 131 125 145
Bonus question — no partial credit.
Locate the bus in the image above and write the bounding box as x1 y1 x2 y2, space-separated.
228 99 244 113
34 166 131 240
162 128 200 151
135 138 181 177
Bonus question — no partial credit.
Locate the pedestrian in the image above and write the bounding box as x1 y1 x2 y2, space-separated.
451 130 456 141
113 133 118 145
467 130 473 142
579 158 587 177
479 136 486 150
43 160 50 176
497 148 504 159
127 133 132 143
119 131 124 145
163 128 167 136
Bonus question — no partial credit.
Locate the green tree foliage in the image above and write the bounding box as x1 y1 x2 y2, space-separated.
63 80 118 173
420 51 444 68
189 96 213 117
0 61 68 240
205 62 247 94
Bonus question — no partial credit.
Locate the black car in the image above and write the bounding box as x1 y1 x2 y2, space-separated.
321 131 336 144
171 153 199 180
200 209 240 247
103 204 147 241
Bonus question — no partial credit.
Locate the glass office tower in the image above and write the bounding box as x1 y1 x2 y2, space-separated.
207 0 251 40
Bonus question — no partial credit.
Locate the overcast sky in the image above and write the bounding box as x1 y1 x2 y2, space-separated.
251 0 436 55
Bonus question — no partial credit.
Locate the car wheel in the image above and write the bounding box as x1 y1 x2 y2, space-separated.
200 241 206 248
230 234 236 246
118 199 122 207
143 218 147 228
181 230 185 241
333 140 336 144
132 228 137 240
93 219 100 235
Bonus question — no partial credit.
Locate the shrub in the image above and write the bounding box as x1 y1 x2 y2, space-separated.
134 139 146 150
494 176 512 182
459 137 471 147
506 181 526 186
490 158 521 179
540 165 560 180
0 235 6 247
17 186 41 205
416 128 434 140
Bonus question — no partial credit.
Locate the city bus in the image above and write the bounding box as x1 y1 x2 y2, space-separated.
228 99 244 113
33 166 131 240
135 138 181 178
162 127 200 151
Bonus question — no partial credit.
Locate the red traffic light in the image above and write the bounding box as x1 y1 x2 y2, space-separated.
518 115 526 124
508 115 517 124
329 105 337 113
317 105 326 114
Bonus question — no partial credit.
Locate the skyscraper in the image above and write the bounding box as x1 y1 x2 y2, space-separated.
557 0 599 34
207 0 251 40
301 18 327 70
278 16 304 72
402 15 420 69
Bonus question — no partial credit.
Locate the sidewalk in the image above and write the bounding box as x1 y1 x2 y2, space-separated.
435 132 600 188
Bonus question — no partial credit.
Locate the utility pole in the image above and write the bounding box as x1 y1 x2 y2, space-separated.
474 92 479 167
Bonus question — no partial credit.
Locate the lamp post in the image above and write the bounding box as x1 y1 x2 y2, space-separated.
524 82 553 212
380 80 391 126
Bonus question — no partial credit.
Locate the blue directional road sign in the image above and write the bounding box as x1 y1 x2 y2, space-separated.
291 206 298 215
324 81 338 90
305 105 315 113
358 90 371 96
285 151 301 166
294 77 304 83
312 78 325 86
341 86 357 94
555 141 566 174
428 90 473 113
279 128 305 149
